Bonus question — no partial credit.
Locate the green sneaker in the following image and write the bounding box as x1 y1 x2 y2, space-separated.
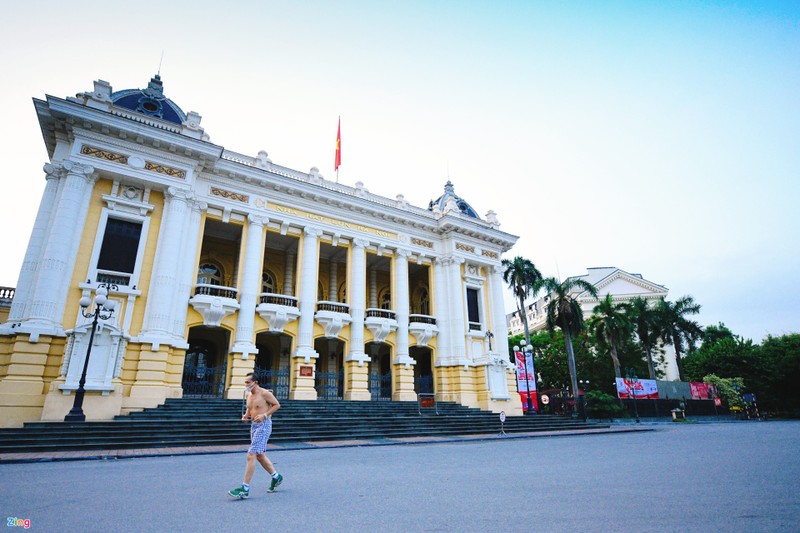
268 474 283 493
228 486 250 499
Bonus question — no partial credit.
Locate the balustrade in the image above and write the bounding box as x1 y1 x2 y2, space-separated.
409 314 437 325
365 308 396 320
259 292 298 307
194 283 238 299
316 301 350 314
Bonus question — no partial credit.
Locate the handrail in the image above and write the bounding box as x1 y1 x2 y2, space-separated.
365 308 396 320
410 314 437 325
259 293 299 307
316 301 350 313
194 283 238 299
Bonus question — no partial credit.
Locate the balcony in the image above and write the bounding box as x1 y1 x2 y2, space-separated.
0 286 14 308
365 308 398 344
256 292 300 334
314 300 351 338
189 284 239 327
96 269 132 287
409 314 439 347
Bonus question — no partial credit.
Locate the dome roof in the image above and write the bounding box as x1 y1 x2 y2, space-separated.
110 74 186 125
428 181 481 219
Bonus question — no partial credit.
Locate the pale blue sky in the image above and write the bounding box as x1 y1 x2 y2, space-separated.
0 1 797 341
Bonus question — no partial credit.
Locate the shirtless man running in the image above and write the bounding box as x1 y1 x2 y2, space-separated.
228 372 283 499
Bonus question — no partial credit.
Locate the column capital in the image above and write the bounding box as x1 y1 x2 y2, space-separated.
165 186 195 203
395 248 412 259
304 226 323 238
61 159 95 177
43 163 63 180
352 238 370 249
247 214 268 227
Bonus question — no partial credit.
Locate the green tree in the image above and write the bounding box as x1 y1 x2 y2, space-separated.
703 374 745 409
542 276 598 413
502 256 543 346
628 296 661 379
757 333 800 414
656 295 703 381
588 294 632 378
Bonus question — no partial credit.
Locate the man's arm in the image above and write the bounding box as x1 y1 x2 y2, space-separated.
241 391 251 421
263 389 281 417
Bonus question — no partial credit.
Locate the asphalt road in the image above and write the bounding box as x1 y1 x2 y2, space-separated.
1 421 798 532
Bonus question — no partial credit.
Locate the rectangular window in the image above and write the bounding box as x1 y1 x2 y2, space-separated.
466 287 481 330
97 218 143 274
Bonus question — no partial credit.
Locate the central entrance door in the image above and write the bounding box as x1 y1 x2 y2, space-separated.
314 338 344 399
182 327 230 398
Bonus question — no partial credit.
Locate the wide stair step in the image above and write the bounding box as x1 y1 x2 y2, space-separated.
0 399 608 453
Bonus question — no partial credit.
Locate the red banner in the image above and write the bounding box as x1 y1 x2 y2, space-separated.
616 378 659 399
515 351 538 411
690 382 718 400
334 117 341 171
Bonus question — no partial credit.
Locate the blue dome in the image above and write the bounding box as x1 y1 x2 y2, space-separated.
110 74 186 125
428 181 481 219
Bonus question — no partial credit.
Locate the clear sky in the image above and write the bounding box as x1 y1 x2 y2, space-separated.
0 1 797 342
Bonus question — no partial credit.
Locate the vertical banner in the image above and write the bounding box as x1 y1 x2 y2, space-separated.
515 351 538 411
334 117 341 172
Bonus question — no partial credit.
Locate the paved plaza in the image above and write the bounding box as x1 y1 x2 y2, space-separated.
1 421 798 532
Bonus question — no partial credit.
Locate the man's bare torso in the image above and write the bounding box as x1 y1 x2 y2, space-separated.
244 386 279 422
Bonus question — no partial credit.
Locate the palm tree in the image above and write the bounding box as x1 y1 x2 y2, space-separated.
655 296 704 381
588 294 631 379
542 276 598 414
628 296 660 379
501 256 543 346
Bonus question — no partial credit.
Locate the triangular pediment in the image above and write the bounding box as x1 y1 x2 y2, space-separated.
576 268 668 301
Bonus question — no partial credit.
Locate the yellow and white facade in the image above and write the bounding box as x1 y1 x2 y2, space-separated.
0 75 521 427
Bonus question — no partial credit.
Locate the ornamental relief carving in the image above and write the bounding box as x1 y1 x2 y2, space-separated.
411 238 433 249
79 144 187 179
456 242 475 253
211 187 249 203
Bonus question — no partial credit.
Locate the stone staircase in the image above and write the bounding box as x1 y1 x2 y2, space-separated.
0 398 608 453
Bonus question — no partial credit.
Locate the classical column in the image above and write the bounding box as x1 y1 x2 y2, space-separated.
489 265 510 354
393 248 416 401
328 261 338 301
171 199 207 338
294 227 321 362
346 239 369 364
394 249 413 365
432 257 451 362
448 257 467 364
283 251 295 296
231 214 267 358
27 160 96 334
6 164 60 323
140 187 193 346
369 269 378 308
345 238 370 400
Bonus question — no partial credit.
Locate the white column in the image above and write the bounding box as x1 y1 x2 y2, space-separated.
294 227 321 361
346 238 368 364
26 160 96 334
171 199 207 338
448 257 467 364
489 265 509 354
232 214 267 358
433 257 451 363
369 269 378 308
6 165 60 323
283 251 295 296
394 249 413 366
328 261 338 301
140 187 193 346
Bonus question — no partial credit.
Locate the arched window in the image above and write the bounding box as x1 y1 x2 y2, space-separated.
413 286 430 315
262 270 277 294
197 262 223 286
338 282 347 304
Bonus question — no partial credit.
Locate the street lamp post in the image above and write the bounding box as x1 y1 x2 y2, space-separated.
626 367 640 423
579 379 590 421
64 285 117 422
485 330 494 351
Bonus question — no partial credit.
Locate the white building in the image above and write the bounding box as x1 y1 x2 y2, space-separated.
0 75 522 427
507 266 680 380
